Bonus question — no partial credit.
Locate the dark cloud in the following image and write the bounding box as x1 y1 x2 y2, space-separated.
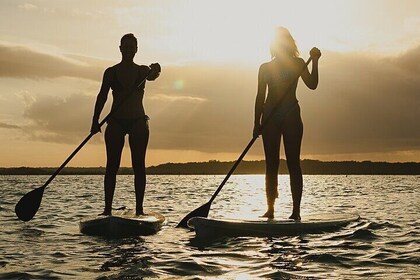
0 122 20 129
18 46 420 158
300 47 420 155
145 64 256 152
23 93 98 143
148 48 420 156
0 43 106 80
392 44 420 75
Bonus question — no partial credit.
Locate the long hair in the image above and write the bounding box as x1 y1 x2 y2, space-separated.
270 27 299 59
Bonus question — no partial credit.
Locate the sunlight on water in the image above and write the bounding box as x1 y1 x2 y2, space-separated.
1 175 419 279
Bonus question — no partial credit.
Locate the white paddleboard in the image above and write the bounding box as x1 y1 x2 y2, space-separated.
80 209 165 237
188 213 359 239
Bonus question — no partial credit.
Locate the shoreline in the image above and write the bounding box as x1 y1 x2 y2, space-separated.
1 160 419 175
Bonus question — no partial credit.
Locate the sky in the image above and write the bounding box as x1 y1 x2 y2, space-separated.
0 0 419 167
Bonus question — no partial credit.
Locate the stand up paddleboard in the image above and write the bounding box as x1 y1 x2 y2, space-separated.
188 213 359 239
80 209 165 237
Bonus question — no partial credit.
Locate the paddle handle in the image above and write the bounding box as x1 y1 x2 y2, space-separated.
209 58 312 204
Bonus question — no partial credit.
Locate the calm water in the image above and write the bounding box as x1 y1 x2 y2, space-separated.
1 175 419 279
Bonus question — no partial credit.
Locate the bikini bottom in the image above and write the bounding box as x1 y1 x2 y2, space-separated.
263 102 300 129
108 115 149 135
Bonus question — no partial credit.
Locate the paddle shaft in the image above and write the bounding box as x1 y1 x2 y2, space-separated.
39 69 154 190
208 58 312 204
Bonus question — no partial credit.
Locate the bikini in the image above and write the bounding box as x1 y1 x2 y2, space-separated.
109 115 150 135
263 68 300 127
108 65 149 135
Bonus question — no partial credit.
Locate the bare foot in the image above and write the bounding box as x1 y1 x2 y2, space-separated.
289 213 301 221
136 210 145 216
261 210 274 219
99 210 111 216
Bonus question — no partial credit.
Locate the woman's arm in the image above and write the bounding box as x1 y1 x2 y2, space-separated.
91 68 112 133
253 64 267 137
300 47 321 90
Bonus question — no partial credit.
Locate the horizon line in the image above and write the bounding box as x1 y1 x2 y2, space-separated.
1 159 419 169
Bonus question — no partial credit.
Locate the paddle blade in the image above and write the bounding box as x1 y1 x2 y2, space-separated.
15 186 45 221
176 201 211 228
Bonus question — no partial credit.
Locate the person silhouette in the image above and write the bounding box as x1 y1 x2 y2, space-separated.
91 33 160 216
253 27 321 220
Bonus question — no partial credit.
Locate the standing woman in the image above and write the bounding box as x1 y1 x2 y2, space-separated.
253 27 321 220
91 33 160 216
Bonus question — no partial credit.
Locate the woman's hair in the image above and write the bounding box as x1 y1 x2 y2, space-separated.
270 27 299 58
120 33 137 46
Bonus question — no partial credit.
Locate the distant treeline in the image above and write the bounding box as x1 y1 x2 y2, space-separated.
1 160 419 175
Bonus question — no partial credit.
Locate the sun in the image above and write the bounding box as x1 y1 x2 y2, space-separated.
123 1 355 65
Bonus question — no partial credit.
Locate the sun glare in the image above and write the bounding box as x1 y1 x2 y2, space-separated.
151 2 284 64
147 0 358 65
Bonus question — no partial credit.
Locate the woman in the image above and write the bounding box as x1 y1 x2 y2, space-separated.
253 27 321 220
91 33 160 216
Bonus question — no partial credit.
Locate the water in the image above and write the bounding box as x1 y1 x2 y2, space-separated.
1 175 419 279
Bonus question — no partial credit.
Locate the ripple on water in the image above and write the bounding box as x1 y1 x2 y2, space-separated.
347 228 379 240
50 252 68 258
151 257 225 277
0 270 76 280
2 175 420 279
366 221 402 230
303 253 353 268
383 255 420 265
19 227 45 237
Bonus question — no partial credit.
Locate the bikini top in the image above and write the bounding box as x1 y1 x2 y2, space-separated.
109 64 150 92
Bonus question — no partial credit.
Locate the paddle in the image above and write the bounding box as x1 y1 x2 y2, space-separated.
177 58 312 228
15 64 161 222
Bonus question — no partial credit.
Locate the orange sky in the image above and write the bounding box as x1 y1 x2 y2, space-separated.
0 0 419 167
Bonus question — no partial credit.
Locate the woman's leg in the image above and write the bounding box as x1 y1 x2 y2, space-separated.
262 122 282 218
129 118 149 215
103 121 125 215
282 109 303 220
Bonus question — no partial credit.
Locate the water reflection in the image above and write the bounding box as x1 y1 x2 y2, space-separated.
1 175 419 279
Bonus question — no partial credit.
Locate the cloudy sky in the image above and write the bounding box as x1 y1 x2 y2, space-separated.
0 0 419 167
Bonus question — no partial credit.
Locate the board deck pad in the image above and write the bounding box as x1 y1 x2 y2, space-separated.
80 209 165 237
188 213 360 239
